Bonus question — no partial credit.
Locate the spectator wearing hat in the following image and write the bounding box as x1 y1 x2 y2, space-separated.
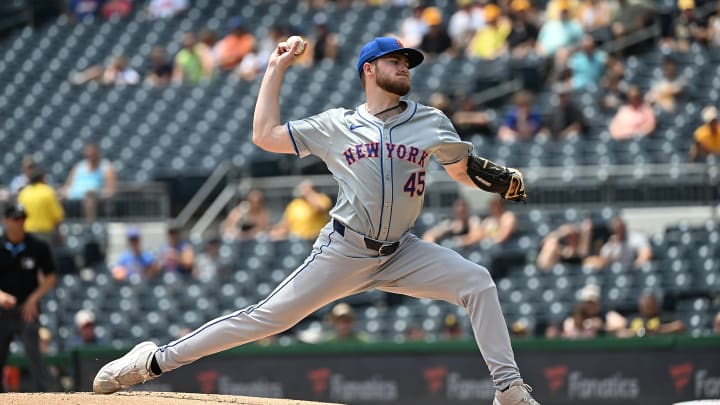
441 313 464 340
536 0 584 57
66 309 109 349
690 105 720 162
467 4 512 60
325 303 371 343
419 6 453 58
664 0 709 52
0 203 57 392
111 227 159 281
507 0 541 59
214 17 257 71
577 0 614 33
562 284 625 339
18 169 65 245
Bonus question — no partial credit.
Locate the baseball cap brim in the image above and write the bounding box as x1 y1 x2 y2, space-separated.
357 37 424 75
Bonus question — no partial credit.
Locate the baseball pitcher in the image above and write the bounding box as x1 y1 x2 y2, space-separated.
94 37 538 404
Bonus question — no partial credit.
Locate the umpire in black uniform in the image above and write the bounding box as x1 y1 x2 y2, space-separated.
0 203 57 392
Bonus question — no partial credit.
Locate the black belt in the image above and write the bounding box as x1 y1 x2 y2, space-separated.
333 219 400 256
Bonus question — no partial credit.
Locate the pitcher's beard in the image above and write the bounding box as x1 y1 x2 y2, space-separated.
376 74 410 96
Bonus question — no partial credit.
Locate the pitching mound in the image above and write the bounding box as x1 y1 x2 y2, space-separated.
1 392 345 405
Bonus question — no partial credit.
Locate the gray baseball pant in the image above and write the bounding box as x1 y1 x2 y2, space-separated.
154 221 521 390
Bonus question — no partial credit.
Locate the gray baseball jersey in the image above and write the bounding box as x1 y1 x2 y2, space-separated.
152 101 523 392
287 101 471 241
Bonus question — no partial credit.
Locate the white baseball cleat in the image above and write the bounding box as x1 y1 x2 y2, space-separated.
93 341 159 394
493 380 541 405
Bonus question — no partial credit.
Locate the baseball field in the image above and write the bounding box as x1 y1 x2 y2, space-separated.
1 392 344 405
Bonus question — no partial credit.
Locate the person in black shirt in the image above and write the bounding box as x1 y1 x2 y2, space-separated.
0 203 57 392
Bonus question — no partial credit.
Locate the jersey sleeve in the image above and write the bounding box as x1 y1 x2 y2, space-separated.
286 109 337 159
427 110 473 165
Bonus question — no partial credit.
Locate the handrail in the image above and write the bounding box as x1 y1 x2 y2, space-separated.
174 160 234 229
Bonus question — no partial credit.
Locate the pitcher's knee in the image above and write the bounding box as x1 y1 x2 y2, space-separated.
458 266 496 303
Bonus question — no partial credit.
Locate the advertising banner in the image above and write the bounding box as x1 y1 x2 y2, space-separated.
76 343 720 404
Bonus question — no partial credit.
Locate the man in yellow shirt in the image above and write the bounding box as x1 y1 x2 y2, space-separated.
467 4 511 60
270 180 332 240
690 105 720 161
18 170 64 244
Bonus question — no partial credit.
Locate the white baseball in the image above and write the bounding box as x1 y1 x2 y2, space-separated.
287 35 306 55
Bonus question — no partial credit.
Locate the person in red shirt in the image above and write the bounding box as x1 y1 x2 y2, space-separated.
214 17 256 71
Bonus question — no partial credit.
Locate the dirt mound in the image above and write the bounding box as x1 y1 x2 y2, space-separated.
1 392 345 405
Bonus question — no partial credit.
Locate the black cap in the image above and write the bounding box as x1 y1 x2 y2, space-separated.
4 203 27 219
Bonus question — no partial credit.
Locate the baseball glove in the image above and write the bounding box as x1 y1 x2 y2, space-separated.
466 154 527 203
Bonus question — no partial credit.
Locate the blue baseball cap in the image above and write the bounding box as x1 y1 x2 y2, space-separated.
356 37 424 76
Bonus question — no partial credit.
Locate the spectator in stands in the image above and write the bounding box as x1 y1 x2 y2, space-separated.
507 0 540 59
448 95 494 139
157 225 195 278
310 13 339 65
8 155 36 196
145 46 173 87
67 0 101 22
62 142 117 221
608 85 656 140
214 17 256 71
540 83 588 140
689 105 720 162
536 219 593 271
405 324 427 342
577 0 614 34
66 309 109 349
111 227 159 281
399 4 428 48
70 55 140 86
419 7 452 58
646 57 686 114
172 32 214 84
562 284 626 338
270 180 332 241
440 314 463 340
476 196 518 246
422 198 482 248
194 236 232 282
568 35 607 90
100 0 132 20
708 1 720 47
466 4 511 60
536 0 584 57
147 0 188 19
498 90 543 142
600 70 626 111
584 216 652 270
714 311 720 334
448 0 485 52
545 0 581 21
18 169 64 246
324 303 371 343
236 25 286 81
663 0 708 53
222 189 271 241
616 292 686 337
